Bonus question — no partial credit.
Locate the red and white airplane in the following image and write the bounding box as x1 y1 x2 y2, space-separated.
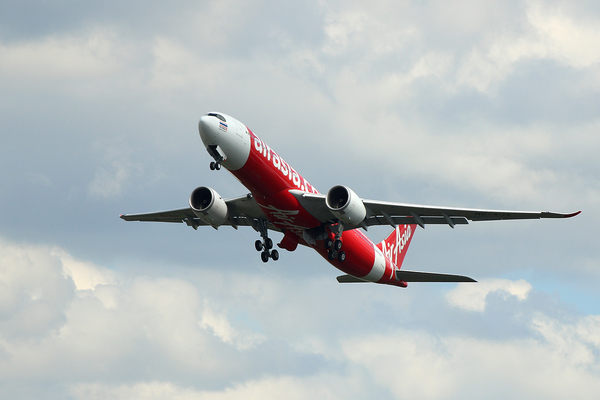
121 112 580 288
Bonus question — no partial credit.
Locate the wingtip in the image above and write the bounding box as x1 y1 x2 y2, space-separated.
541 210 581 219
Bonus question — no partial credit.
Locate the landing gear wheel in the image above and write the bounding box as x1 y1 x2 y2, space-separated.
324 238 333 250
334 239 343 252
337 251 346 262
210 161 221 170
256 219 278 262
261 251 269 263
328 249 337 260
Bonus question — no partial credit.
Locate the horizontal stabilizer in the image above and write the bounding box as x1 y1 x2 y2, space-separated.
336 274 369 283
396 270 476 282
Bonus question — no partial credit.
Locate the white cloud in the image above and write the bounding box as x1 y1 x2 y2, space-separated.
0 238 73 339
70 374 360 400
527 1 600 68
88 144 145 199
1 235 600 400
0 30 129 88
200 300 266 350
455 1 600 93
51 247 117 291
0 237 270 396
343 319 600 400
445 278 532 312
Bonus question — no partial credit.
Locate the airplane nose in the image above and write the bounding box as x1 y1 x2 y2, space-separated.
198 114 221 146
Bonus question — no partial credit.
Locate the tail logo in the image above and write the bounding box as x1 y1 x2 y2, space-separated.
381 225 413 266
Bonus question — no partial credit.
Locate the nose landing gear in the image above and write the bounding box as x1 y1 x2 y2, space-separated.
207 145 225 171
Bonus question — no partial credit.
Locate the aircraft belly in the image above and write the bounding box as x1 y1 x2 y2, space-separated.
257 189 322 236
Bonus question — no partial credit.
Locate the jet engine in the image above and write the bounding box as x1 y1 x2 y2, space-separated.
189 186 228 227
326 185 367 226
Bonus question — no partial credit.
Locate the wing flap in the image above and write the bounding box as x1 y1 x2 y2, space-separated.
365 215 469 227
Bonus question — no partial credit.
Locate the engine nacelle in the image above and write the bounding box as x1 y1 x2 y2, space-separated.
326 185 367 226
189 186 228 227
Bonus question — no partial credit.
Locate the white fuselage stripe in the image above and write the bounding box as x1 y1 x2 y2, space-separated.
362 244 386 282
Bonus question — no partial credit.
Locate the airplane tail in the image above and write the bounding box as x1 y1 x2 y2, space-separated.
340 224 477 285
377 224 417 268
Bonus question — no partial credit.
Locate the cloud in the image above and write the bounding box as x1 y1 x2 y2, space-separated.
0 238 73 340
51 246 117 290
87 147 145 199
0 29 128 90
343 319 600 400
445 278 533 312
0 237 299 396
1 235 600 399
528 1 600 68
69 373 367 400
454 1 600 94
200 300 266 350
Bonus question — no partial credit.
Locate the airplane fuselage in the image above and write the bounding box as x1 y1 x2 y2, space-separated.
198 112 404 287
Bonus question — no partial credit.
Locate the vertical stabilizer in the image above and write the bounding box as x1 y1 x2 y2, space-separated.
377 224 417 268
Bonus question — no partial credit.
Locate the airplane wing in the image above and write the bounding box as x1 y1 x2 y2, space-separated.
290 190 581 229
120 194 280 231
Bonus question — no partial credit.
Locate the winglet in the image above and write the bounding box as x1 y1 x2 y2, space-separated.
541 210 581 219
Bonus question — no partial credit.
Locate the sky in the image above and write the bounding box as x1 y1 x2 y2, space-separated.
1 0 600 399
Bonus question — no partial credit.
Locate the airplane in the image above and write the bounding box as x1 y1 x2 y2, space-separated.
120 112 581 288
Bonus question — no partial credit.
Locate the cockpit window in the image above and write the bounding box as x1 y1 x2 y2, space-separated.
207 113 226 122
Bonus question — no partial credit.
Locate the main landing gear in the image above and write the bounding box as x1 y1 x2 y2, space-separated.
255 219 279 263
324 223 346 262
